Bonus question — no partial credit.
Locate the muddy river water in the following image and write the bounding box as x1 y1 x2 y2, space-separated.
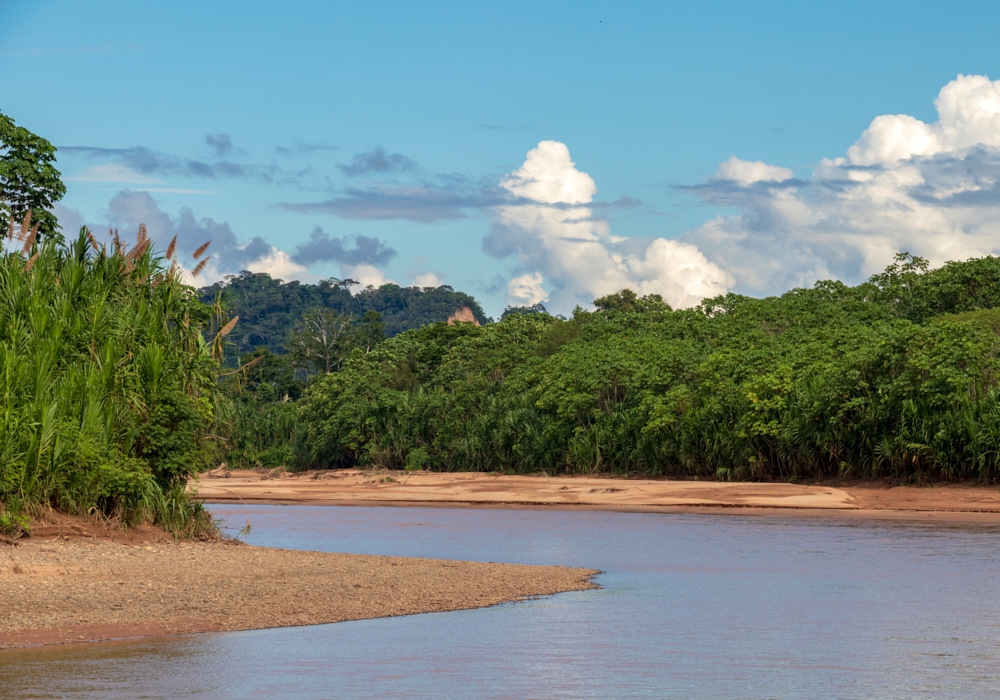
3 505 1000 698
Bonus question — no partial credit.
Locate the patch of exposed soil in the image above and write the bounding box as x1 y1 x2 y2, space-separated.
191 470 1000 522
0 539 597 649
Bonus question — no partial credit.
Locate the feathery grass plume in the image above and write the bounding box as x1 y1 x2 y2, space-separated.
215 315 239 340
165 235 177 260
192 241 211 260
111 228 122 254
86 228 100 252
191 256 210 278
20 226 38 257
23 252 39 272
20 209 32 238
136 223 148 250
7 217 15 240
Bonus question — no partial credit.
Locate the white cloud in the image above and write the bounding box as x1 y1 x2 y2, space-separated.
411 272 444 288
344 264 394 292
246 248 318 283
715 156 794 184
67 164 163 184
485 140 731 313
500 141 597 205
506 272 548 306
683 74 1000 295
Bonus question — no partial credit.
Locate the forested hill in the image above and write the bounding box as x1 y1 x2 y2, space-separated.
197 271 489 355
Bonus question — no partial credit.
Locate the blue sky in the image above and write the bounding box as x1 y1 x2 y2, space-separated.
4 1 1000 315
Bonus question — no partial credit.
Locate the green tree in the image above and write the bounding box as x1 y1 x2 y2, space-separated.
594 289 670 313
356 310 386 354
0 111 67 240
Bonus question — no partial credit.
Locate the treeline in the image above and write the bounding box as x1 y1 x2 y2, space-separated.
197 271 488 356
294 254 1000 482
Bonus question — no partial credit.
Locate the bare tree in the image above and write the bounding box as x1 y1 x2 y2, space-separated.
288 308 355 374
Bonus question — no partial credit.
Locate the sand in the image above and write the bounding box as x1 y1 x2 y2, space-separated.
0 536 596 649
194 469 1000 522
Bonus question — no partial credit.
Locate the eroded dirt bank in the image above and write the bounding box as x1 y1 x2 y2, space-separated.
0 538 596 649
194 470 1000 522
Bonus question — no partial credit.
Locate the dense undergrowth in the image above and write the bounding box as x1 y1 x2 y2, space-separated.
0 219 221 537
298 254 1000 483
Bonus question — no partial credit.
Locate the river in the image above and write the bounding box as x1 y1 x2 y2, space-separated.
4 505 1000 698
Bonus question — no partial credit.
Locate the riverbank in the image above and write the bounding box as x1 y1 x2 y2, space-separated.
194 470 1000 522
0 536 596 649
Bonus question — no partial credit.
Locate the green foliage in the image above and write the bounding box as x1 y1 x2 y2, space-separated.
0 111 67 240
213 350 304 470
594 289 671 314
500 302 548 319
298 255 1000 482
197 272 488 357
0 222 221 533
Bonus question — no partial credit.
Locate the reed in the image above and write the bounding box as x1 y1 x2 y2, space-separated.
0 214 224 537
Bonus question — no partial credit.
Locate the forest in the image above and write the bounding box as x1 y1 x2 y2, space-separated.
6 107 1000 542
197 271 488 357
296 255 1000 482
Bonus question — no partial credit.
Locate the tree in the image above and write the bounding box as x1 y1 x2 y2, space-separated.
0 111 67 240
501 302 548 320
356 310 386 354
287 308 356 374
594 289 670 314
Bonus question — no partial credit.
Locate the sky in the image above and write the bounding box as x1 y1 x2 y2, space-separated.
4 1 1000 316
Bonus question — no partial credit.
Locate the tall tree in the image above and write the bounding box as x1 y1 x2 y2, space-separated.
288 308 356 374
0 111 67 240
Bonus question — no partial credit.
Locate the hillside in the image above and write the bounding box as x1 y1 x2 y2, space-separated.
197 272 489 355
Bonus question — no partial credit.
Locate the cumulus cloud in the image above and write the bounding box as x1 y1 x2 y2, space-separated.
485 141 731 313
682 74 1000 294
339 146 416 177
714 156 794 184
291 226 397 266
344 264 394 291
411 272 445 288
506 272 548 306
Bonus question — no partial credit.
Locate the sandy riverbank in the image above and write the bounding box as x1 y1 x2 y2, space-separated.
0 536 596 649
194 470 1000 522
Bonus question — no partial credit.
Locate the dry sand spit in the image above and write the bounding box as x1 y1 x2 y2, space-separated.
195 470 1000 522
0 540 596 649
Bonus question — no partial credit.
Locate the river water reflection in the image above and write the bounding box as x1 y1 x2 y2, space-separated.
4 505 1000 698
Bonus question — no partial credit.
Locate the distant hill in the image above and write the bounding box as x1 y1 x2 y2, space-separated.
198 271 489 355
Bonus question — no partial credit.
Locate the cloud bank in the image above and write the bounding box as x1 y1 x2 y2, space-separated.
487 141 731 312
682 74 1000 294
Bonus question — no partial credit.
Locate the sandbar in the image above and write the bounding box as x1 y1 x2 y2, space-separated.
0 537 596 649
194 470 1000 523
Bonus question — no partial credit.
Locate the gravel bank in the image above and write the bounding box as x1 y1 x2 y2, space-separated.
0 540 597 649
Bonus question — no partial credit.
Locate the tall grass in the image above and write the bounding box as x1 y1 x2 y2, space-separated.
0 215 221 536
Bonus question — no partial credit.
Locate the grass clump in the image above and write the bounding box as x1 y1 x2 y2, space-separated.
0 215 222 537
